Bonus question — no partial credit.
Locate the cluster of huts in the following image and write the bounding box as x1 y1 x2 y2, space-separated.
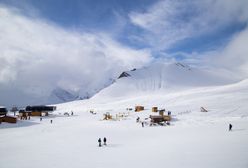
101 105 172 126
135 105 172 125
0 105 56 124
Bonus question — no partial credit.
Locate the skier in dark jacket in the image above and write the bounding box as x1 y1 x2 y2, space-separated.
98 138 102 147
229 124 233 131
103 137 107 146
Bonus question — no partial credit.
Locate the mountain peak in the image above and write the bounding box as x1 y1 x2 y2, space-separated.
118 72 131 79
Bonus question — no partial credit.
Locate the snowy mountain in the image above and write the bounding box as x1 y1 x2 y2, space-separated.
93 62 238 99
1 62 239 107
47 78 116 104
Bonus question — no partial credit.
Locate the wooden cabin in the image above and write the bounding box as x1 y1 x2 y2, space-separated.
152 107 158 112
25 105 56 116
150 115 171 124
0 116 17 123
0 107 7 116
150 115 164 123
158 109 165 116
135 106 144 112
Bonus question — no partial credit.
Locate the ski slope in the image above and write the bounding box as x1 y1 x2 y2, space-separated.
1 63 248 168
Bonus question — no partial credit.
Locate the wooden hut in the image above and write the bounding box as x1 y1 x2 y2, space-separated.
135 106 144 112
152 107 158 112
0 116 17 123
150 115 171 124
158 109 165 116
150 115 164 123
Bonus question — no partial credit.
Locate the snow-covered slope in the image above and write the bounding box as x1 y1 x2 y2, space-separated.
1 63 248 168
93 62 238 99
56 77 248 119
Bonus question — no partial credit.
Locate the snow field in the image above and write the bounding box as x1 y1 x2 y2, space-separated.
1 69 248 168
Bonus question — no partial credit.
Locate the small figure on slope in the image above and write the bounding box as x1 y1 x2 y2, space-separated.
98 138 102 147
103 137 107 146
229 124 232 131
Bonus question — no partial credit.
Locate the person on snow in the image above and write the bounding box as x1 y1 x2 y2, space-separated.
136 117 140 123
142 122 144 127
103 137 107 146
98 138 102 147
50 119 53 124
229 124 233 131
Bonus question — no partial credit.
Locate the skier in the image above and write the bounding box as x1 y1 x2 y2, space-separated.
98 138 102 147
71 111 74 116
229 124 232 131
142 122 144 127
40 117 42 121
50 119 53 124
103 137 107 146
136 117 140 123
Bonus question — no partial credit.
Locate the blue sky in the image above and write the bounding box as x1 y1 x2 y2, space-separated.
1 0 247 55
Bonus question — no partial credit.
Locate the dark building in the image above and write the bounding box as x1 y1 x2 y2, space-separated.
25 105 56 116
0 107 7 116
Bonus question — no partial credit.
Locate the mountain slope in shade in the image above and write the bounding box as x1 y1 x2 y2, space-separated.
48 87 81 103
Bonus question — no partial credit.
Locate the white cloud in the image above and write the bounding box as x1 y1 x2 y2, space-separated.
129 0 248 79
0 5 152 106
166 27 248 79
129 0 248 50
204 27 248 77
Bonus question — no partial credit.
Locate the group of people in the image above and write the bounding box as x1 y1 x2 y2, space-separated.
98 137 107 147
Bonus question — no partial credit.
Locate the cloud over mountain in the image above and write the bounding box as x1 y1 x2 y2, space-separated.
0 5 152 106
